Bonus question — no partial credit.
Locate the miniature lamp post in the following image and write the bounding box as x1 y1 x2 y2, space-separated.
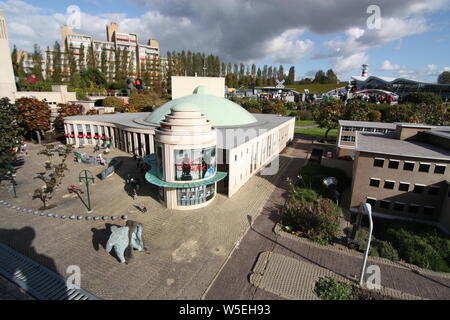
359 202 373 286
79 170 95 211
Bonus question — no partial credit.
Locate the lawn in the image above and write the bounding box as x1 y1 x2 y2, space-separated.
295 120 317 127
294 127 338 138
286 82 348 94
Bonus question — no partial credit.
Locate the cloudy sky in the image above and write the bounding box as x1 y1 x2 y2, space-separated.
1 0 449 81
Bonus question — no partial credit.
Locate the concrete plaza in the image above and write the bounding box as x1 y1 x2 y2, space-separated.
0 142 295 299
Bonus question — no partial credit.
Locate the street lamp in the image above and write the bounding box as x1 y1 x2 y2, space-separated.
79 170 95 211
359 202 373 286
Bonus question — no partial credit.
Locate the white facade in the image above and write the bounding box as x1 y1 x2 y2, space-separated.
171 76 225 99
0 11 17 101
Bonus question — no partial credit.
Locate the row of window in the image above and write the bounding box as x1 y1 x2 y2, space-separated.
340 136 356 142
373 158 446 174
342 126 395 134
369 178 444 195
366 198 435 216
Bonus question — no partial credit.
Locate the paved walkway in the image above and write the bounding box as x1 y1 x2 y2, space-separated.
205 139 450 300
0 142 296 299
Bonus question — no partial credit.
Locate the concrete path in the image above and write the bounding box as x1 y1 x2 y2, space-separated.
204 139 450 300
0 142 295 299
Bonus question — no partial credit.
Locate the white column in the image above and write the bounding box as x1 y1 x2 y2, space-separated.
133 132 139 156
141 133 146 155
82 124 87 146
127 131 133 154
75 123 80 147
149 134 154 154
110 127 115 148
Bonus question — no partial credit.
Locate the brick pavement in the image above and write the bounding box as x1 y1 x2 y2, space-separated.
205 139 450 300
0 142 297 299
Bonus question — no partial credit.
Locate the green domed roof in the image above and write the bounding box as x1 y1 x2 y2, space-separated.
146 86 257 127
171 102 201 112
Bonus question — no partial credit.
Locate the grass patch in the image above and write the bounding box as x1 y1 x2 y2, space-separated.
295 120 316 126
286 82 347 94
294 127 338 138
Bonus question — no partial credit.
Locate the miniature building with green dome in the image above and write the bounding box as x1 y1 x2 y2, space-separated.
64 83 295 208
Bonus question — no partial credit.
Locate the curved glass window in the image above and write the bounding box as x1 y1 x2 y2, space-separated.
174 147 216 181
177 184 215 206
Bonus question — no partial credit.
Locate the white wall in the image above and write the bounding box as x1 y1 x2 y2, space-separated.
171 76 225 99
0 11 17 101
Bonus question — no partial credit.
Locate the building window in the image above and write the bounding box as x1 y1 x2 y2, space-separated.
366 197 377 207
341 136 352 142
384 180 395 190
434 164 446 174
423 206 434 216
413 184 425 193
394 202 405 212
428 186 440 196
403 161 415 171
373 158 384 167
369 178 380 187
379 200 390 209
174 147 217 181
388 160 399 169
408 204 420 214
398 182 409 192
419 163 430 173
176 184 215 206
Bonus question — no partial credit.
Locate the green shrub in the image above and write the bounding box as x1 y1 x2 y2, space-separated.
315 277 353 300
262 101 287 115
247 107 260 113
373 240 399 261
288 187 319 204
102 96 124 110
368 109 382 122
241 99 262 111
76 91 87 100
281 198 340 245
287 110 298 117
403 92 443 105
298 110 313 120
384 228 449 272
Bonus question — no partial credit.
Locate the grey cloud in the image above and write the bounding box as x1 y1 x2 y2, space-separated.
2 0 449 65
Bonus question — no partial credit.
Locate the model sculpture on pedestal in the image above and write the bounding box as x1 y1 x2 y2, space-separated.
106 220 147 263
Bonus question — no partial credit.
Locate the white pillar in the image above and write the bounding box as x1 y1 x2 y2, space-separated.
131 132 140 154
141 133 146 156
149 134 154 153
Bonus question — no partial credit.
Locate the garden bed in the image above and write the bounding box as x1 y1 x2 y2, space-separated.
351 218 450 273
314 277 396 300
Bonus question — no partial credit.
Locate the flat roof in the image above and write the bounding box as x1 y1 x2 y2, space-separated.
339 120 397 129
64 112 294 149
356 132 450 161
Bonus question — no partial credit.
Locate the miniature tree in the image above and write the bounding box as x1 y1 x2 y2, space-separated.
314 99 346 138
0 98 23 177
33 144 73 210
16 97 51 144
55 103 83 129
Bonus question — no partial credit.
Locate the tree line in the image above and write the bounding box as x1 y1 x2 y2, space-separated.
11 41 162 91
166 50 297 89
